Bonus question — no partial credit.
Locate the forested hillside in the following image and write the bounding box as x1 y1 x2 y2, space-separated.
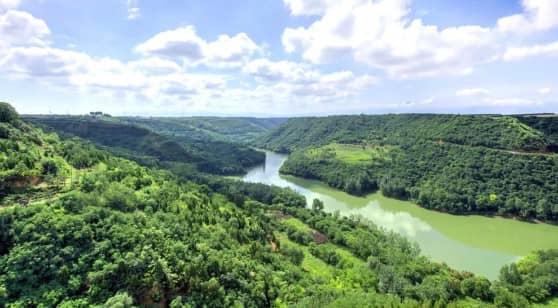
258 114 552 153
515 115 558 150
258 114 558 221
26 116 264 175
3 103 558 306
122 116 286 143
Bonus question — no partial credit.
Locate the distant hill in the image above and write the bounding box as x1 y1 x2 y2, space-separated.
121 116 287 143
257 114 558 221
25 115 265 175
257 114 551 153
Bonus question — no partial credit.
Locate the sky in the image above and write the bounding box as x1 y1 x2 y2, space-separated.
0 0 557 116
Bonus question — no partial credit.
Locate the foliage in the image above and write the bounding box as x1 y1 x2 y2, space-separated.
257 114 549 152
260 115 558 220
26 116 265 175
1 104 557 306
0 103 19 124
121 116 287 143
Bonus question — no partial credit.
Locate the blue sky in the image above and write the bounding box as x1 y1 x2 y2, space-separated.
0 0 557 116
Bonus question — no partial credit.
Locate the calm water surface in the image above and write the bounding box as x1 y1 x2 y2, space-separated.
242 152 558 279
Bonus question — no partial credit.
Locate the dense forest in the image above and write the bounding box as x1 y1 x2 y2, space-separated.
2 103 558 307
120 117 286 143
257 114 558 221
26 116 265 175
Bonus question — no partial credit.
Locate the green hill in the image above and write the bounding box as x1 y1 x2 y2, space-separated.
257 114 550 153
121 116 287 143
258 114 558 221
25 116 265 175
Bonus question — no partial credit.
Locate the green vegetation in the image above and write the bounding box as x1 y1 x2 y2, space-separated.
2 104 558 306
258 114 558 221
257 114 551 152
26 116 265 175
516 115 558 151
121 116 286 143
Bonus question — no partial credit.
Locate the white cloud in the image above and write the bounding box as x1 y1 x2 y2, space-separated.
0 10 50 47
538 87 551 94
503 41 558 61
135 26 261 67
0 0 19 12
282 0 558 78
128 7 141 20
497 0 558 33
456 88 490 96
126 0 141 20
282 0 499 79
242 58 377 102
128 57 182 74
242 58 318 83
135 26 205 61
0 46 89 79
283 0 334 16
483 97 536 106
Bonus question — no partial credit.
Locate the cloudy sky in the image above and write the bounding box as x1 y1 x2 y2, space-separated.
0 0 557 116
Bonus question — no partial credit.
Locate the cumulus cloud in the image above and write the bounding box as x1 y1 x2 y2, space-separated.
127 57 182 74
1 9 341 113
503 41 558 61
456 88 490 96
497 0 558 33
135 26 261 67
283 0 334 16
242 58 318 83
0 0 19 12
282 0 558 78
0 10 50 47
242 58 377 101
538 88 551 94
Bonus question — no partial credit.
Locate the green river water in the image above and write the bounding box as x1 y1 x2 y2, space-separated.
242 152 558 280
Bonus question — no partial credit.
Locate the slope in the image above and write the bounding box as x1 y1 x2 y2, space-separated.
25 115 264 175
258 114 558 221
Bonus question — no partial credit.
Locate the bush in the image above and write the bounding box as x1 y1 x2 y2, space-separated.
41 159 59 176
0 103 18 123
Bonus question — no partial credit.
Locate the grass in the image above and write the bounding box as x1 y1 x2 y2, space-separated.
276 216 370 285
276 232 334 280
281 217 314 232
306 143 393 165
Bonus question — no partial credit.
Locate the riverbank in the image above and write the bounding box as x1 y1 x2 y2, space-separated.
242 151 558 279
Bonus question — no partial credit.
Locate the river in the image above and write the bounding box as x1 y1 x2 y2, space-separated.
242 152 558 280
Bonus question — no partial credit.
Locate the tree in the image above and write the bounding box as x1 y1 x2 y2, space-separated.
103 292 135 308
0 103 18 123
312 199 324 211
41 159 59 176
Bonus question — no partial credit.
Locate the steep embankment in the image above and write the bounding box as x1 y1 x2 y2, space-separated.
26 116 264 175
258 114 558 221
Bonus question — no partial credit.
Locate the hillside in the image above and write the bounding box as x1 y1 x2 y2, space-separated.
122 116 287 143
3 103 558 306
257 114 558 221
257 114 551 153
515 115 558 150
25 116 264 175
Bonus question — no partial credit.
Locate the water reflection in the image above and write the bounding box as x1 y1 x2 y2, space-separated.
242 152 523 279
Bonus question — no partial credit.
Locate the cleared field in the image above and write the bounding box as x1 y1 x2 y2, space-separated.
306 143 393 164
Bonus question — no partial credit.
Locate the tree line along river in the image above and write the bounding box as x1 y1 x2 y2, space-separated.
241 152 558 280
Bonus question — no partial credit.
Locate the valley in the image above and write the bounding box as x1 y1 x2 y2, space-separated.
2 103 558 307
242 152 558 280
